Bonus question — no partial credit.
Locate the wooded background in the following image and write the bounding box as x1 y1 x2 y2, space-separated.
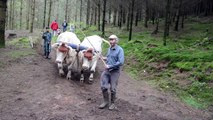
0 0 213 46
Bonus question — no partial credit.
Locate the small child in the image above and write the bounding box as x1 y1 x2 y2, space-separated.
42 27 52 59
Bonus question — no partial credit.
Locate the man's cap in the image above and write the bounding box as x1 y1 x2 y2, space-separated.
109 34 118 39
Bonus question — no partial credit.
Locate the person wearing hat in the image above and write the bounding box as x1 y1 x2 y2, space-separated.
42 27 52 59
99 34 124 110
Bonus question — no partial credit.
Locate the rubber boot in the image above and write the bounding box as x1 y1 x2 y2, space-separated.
99 90 109 109
109 92 116 110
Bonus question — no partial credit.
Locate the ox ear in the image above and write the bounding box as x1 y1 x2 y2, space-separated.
51 43 60 49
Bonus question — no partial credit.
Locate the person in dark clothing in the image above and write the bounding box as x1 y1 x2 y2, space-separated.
99 35 125 110
62 20 68 32
42 27 52 59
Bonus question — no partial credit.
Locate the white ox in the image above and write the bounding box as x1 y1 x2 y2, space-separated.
52 32 82 79
80 35 110 83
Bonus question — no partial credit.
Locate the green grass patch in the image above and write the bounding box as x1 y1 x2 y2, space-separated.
7 49 35 59
7 37 32 48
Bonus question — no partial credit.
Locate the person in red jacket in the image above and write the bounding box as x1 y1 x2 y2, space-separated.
50 20 59 36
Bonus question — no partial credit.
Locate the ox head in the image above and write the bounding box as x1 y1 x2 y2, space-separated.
82 48 96 70
52 42 71 63
83 48 93 61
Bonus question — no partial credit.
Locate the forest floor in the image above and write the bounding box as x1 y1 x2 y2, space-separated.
0 30 212 120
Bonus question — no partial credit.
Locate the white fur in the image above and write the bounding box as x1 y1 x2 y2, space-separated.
52 32 81 79
80 35 109 82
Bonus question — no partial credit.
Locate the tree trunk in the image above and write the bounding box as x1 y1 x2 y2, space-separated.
174 0 182 31
129 0 135 41
11 0 14 29
43 0 47 29
90 7 94 26
75 0 78 22
118 5 122 29
97 0 101 31
65 0 68 20
122 9 126 24
0 0 7 47
113 9 117 26
181 8 185 29
26 0 30 30
126 4 130 31
102 0 106 37
86 0 90 26
135 8 139 26
144 0 149 28
47 0 52 27
80 0 82 27
30 0 35 33
108 4 111 24
163 0 172 46
20 0 23 29
9 0 12 29
94 6 97 25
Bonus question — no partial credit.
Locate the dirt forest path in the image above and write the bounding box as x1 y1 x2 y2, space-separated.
0 32 212 120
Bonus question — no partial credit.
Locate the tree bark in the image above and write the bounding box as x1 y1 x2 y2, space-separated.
118 4 122 29
102 0 106 37
75 0 78 22
20 0 23 29
135 8 139 26
80 0 82 27
174 0 182 31
163 0 172 46
65 0 68 20
86 0 90 26
43 0 47 29
126 4 130 31
11 0 14 29
129 0 135 41
108 3 111 24
0 0 7 47
113 9 117 26
97 0 101 31
47 0 52 27
90 7 94 26
26 0 30 30
30 0 35 33
9 0 12 29
94 6 97 25
144 0 149 28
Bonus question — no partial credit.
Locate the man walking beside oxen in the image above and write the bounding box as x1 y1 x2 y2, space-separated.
99 35 124 110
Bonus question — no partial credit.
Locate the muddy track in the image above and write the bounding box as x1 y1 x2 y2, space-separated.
0 35 212 120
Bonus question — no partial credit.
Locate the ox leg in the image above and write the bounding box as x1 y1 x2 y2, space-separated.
89 60 97 83
89 72 94 84
58 63 64 76
66 65 72 80
80 73 84 82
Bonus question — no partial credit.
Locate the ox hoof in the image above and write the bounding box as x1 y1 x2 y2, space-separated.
59 73 64 77
80 77 84 82
88 79 93 84
80 79 84 83
66 76 72 80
